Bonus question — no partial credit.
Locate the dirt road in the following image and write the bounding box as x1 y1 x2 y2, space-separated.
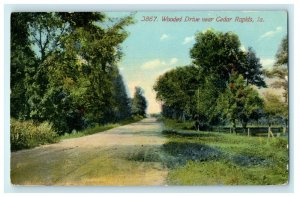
11 118 168 186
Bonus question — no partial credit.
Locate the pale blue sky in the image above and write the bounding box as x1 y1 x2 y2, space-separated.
106 11 287 113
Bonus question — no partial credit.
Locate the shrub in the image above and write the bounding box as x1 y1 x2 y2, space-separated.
132 115 144 121
10 119 58 151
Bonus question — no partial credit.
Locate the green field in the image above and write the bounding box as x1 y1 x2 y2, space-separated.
161 119 288 185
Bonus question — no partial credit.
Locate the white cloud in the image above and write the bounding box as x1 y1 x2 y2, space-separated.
141 59 166 70
260 26 283 39
182 36 195 45
141 58 178 70
160 34 169 41
260 58 275 68
169 58 178 65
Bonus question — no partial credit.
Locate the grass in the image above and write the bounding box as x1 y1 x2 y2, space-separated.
160 118 288 185
10 119 59 151
59 124 119 140
59 117 144 141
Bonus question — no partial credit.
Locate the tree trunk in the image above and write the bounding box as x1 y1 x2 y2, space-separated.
242 122 247 134
233 120 236 135
182 112 186 122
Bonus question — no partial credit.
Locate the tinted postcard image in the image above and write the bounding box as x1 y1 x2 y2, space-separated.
10 11 288 186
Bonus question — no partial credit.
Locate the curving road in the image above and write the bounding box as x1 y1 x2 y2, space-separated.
11 118 168 186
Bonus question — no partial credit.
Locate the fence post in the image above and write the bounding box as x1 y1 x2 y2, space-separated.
268 126 274 138
247 128 250 137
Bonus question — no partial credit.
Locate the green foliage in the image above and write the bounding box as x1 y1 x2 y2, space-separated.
191 29 241 85
10 118 58 151
264 36 288 108
162 118 195 131
275 36 288 66
243 47 266 87
11 12 134 134
131 87 147 117
154 29 267 128
154 65 201 120
10 13 36 119
216 73 263 129
263 92 287 126
190 29 266 88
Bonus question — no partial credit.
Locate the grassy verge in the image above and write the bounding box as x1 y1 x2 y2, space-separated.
59 117 143 141
10 119 59 151
11 116 144 151
161 118 288 185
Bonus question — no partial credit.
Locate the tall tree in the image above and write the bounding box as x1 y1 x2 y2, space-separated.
242 47 266 87
111 69 132 122
11 12 134 133
263 92 287 136
190 29 243 89
154 65 201 121
188 29 266 127
216 73 263 133
131 87 147 117
190 29 266 88
264 36 288 131
10 13 36 119
265 36 288 102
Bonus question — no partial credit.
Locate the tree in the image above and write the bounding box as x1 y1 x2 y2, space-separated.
188 29 266 127
111 70 132 122
275 36 288 66
131 87 147 117
154 65 201 121
216 73 263 133
263 92 287 136
10 13 36 119
264 36 288 131
242 47 266 87
190 29 266 89
11 12 134 134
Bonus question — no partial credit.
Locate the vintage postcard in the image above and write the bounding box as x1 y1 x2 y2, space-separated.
10 10 288 186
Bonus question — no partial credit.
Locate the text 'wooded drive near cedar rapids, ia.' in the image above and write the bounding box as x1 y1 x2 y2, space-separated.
10 11 289 186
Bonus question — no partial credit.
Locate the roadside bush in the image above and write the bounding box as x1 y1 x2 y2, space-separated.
10 119 58 151
132 115 144 121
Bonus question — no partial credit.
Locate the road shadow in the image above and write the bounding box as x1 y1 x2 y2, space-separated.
231 154 270 167
126 144 164 162
162 142 223 168
125 142 223 169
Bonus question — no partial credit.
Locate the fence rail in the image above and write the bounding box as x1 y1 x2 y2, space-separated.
210 126 287 136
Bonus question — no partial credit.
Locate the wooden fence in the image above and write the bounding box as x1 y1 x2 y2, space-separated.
210 126 288 137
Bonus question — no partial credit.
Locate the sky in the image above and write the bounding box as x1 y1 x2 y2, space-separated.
106 11 287 114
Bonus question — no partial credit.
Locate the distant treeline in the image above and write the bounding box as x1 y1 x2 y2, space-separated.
11 12 146 135
154 29 288 132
